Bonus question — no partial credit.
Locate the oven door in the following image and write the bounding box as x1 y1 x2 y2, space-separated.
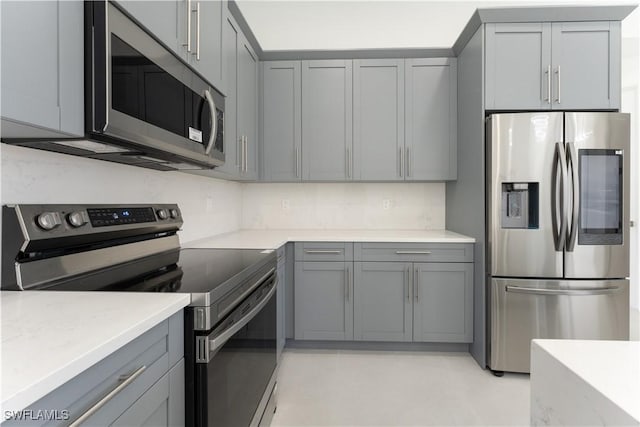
88 2 224 168
194 275 277 427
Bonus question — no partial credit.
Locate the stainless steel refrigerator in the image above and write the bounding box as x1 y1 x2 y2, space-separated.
487 112 630 374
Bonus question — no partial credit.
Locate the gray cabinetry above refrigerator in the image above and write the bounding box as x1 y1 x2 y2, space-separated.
485 21 620 111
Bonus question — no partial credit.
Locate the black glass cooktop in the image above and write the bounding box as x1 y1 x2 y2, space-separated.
41 248 276 305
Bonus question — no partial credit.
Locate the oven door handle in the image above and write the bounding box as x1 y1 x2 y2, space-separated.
208 279 277 354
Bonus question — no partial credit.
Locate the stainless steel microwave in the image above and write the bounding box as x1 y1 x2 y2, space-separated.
84 1 225 170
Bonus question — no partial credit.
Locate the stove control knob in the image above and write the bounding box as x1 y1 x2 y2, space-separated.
67 211 88 228
169 209 179 219
156 209 169 220
36 212 62 231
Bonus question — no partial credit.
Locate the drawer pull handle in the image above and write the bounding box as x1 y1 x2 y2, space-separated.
395 251 432 255
69 365 146 427
304 250 342 254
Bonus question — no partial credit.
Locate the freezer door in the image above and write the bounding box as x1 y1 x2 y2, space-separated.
489 278 629 373
564 113 630 279
488 112 564 277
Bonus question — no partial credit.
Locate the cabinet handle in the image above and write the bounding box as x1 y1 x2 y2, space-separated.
399 147 403 177
304 250 342 254
406 147 411 177
406 267 410 302
544 65 551 103
183 0 191 52
195 2 201 60
345 266 350 301
346 147 351 178
395 251 432 255
555 66 561 104
294 147 299 177
414 267 419 301
244 136 249 172
69 365 146 427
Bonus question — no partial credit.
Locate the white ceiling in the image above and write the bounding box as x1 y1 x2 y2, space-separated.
235 0 639 50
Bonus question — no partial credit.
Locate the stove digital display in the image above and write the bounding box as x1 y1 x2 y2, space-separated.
87 207 157 227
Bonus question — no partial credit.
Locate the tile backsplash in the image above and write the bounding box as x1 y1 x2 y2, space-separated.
0 144 243 244
242 182 445 229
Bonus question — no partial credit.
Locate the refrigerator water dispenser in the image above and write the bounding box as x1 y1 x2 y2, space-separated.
501 183 539 229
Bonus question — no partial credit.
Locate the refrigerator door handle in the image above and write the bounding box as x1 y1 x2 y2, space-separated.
552 142 568 251
566 142 580 251
506 285 619 296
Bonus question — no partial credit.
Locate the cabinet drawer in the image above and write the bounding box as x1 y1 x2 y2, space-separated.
7 313 183 427
354 243 473 262
295 242 354 261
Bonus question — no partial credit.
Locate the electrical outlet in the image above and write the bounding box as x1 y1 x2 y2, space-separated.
383 199 391 210
281 199 290 210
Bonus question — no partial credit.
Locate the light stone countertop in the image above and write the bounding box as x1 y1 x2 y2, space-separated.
0 291 190 413
186 229 475 250
530 339 640 426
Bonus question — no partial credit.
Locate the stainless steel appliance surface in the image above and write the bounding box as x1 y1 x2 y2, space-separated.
487 112 631 374
1 204 278 427
4 1 225 171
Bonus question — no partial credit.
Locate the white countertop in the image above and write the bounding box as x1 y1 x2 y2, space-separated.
0 291 190 413
531 339 640 425
186 229 475 249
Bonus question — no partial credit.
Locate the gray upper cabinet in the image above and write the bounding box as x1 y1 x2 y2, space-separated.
216 13 240 177
188 0 224 91
237 32 259 180
485 21 621 111
405 58 457 181
485 23 552 110
354 262 412 342
353 59 405 181
261 61 302 181
302 60 353 181
413 263 473 343
1 0 84 138
294 261 353 340
117 1 180 55
551 21 620 110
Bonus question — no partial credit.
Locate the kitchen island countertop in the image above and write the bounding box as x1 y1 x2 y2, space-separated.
0 291 190 413
186 228 475 250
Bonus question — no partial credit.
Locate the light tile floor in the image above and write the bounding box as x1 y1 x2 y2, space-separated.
272 350 530 426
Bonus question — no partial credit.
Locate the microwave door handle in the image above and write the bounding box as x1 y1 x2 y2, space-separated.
204 90 216 155
552 142 568 251
566 142 580 251
208 280 277 354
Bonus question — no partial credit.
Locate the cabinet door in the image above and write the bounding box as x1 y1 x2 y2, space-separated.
294 261 353 340
217 14 240 177
117 1 179 55
485 23 552 110
112 368 172 427
189 0 223 90
413 263 473 343
405 58 457 180
237 32 258 180
551 22 620 110
261 61 302 181
354 262 412 342
353 59 404 181
302 60 353 181
1 0 83 137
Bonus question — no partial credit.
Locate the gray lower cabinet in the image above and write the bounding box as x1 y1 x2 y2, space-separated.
405 58 457 181
4 312 185 427
354 262 412 342
302 60 353 181
413 263 474 343
485 21 620 111
0 0 84 139
261 61 302 181
352 59 404 181
294 261 354 340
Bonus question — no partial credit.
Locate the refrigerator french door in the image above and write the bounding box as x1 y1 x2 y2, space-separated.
487 112 630 373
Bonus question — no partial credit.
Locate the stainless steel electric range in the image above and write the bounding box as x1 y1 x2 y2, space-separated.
1 204 278 427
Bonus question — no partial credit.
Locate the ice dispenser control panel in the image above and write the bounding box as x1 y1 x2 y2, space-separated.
501 183 539 229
